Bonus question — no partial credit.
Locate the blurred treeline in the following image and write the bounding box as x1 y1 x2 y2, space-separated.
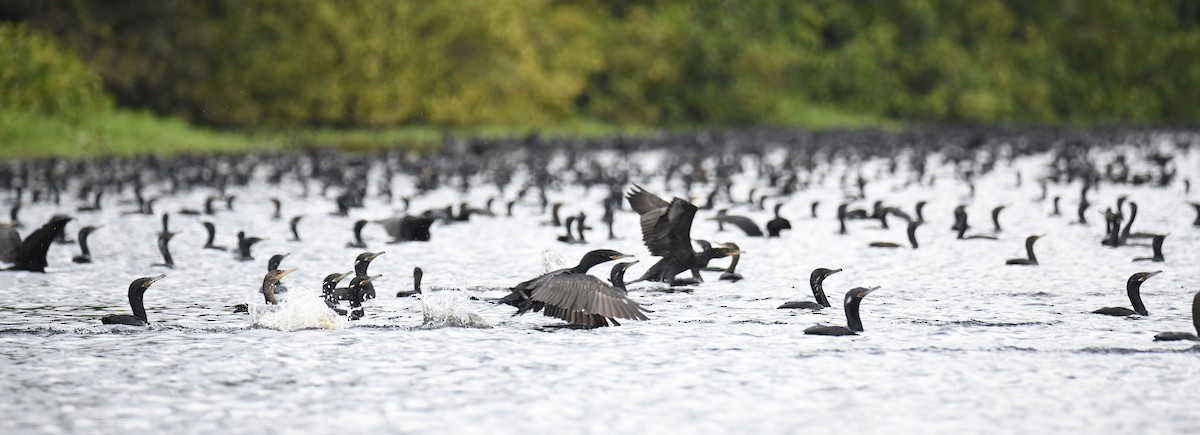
3 0 1199 128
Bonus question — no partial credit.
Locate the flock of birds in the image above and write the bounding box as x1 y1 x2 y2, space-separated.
1 128 1198 341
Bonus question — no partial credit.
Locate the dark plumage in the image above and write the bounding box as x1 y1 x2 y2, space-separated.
100 274 165 326
627 185 736 284
376 216 435 242
868 221 921 249
710 209 763 237
779 268 841 310
804 286 879 336
1154 291 1200 342
503 249 649 327
72 225 100 263
397 267 423 298
235 231 264 261
346 219 369 248
201 221 226 250
1005 235 1042 265
261 269 297 305
1 215 72 272
1133 234 1166 263
1093 271 1160 316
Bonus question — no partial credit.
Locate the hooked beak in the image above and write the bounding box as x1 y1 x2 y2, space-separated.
859 286 881 297
369 251 385 260
336 271 354 283
828 268 844 276
609 253 634 260
362 274 383 284
1141 270 1163 281
277 268 298 279
142 274 166 287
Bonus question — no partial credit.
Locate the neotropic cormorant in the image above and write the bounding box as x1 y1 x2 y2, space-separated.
1005 235 1042 265
267 253 290 294
1154 291 1200 341
346 219 369 248
289 216 303 241
804 286 879 336
766 204 791 238
1 215 72 272
72 225 100 263
710 210 764 237
396 267 423 297
201 221 226 250
353 251 384 300
1093 271 1160 316
1133 235 1166 263
154 231 176 268
322 271 353 315
556 216 578 243
503 249 649 327
609 261 638 293
627 185 736 284
100 274 165 326
261 269 297 305
346 274 381 320
235 231 263 261
779 268 841 310
868 221 921 249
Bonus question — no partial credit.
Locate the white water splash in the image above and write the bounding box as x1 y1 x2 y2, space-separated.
419 291 491 329
249 287 344 331
542 248 567 272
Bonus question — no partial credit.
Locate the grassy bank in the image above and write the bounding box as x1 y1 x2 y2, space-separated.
1 104 888 159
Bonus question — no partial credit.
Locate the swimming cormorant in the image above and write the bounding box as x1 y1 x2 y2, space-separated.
718 243 744 282
267 253 290 294
1154 291 1199 341
1133 235 1166 263
503 249 649 327
397 267 423 297
289 216 303 241
353 251 384 300
154 231 176 268
991 205 1006 232
868 221 921 249
556 216 578 243
346 219 369 248
779 268 841 309
1093 271 1161 316
804 286 879 336
346 274 381 320
710 210 763 237
766 204 791 237
201 221 226 250
100 274 165 326
322 271 353 315
72 225 100 263
1005 235 1042 265
376 216 435 242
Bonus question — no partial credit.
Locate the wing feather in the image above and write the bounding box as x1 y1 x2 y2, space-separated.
529 274 650 324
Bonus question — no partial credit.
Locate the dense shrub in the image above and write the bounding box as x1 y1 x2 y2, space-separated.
0 22 111 117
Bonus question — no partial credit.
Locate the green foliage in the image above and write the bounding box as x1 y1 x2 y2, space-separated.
0 22 111 117
7 0 1200 127
0 109 255 158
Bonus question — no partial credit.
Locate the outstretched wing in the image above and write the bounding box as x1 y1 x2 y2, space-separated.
530 274 650 324
627 186 697 257
713 214 763 237
8 216 71 272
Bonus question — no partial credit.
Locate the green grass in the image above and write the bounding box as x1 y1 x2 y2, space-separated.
1 105 891 159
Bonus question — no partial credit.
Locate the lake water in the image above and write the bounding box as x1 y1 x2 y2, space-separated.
2 143 1199 434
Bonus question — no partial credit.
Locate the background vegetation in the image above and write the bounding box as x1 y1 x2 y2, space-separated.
1 0 1198 156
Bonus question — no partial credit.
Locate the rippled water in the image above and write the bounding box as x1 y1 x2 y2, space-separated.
3 146 1199 434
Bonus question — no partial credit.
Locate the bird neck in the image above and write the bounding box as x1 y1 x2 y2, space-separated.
1025 239 1038 263
355 262 370 277
610 268 628 292
262 277 279 305
1192 291 1200 336
906 225 919 249
413 270 423 294
79 233 91 255
127 287 148 323
1127 279 1148 316
570 257 603 274
725 254 739 272
811 276 831 307
845 297 865 332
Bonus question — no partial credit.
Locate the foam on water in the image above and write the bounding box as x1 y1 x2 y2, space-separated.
541 248 567 272
249 287 343 331
418 291 491 329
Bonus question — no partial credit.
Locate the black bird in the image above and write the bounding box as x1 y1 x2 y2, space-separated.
201 221 226 250
72 225 101 263
353 251 385 300
575 213 591 244
1050 196 1061 216
270 198 282 220
1189 202 1200 227
718 243 744 282
543 202 564 226
289 216 303 241
1133 235 1166 263
766 204 792 238
1005 235 1042 265
376 216 435 242
100 274 165 326
627 185 737 284
261 269 297 305
322 271 353 315
503 249 649 328
804 286 879 336
710 209 763 237
810 201 820 218
868 221 921 249
1154 290 1200 342
1 215 72 272
556 216 578 244
346 274 382 320
346 219 369 248
235 231 264 261
608 261 638 293
153 231 177 268
779 268 841 310
991 205 1006 232
1093 271 1161 317
267 253 290 294
396 267 423 297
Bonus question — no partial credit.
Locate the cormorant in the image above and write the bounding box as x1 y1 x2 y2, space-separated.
1050 196 1061 216
718 243 744 282
991 205 1006 232
261 269 297 305
766 204 791 238
346 274 381 320
201 221 226 250
1093 271 1161 316
1 215 72 272
267 253 290 294
289 216 303 241
544 202 564 226
346 219 369 248
353 251 384 300
627 185 736 284
1005 235 1042 265
396 267 422 297
376 216 435 242
609 261 638 293
804 286 879 336
1133 235 1166 263
810 201 820 218
1190 202 1200 227
270 198 282 219
154 231 176 268
868 221 921 249
72 225 100 263
101 274 165 326
322 271 353 315
503 249 649 327
710 210 763 237
779 268 841 310
556 216 578 243
1154 291 1199 341
235 231 263 261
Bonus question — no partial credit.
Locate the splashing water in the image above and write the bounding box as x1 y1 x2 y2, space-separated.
249 287 344 331
418 291 491 329
542 248 567 272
